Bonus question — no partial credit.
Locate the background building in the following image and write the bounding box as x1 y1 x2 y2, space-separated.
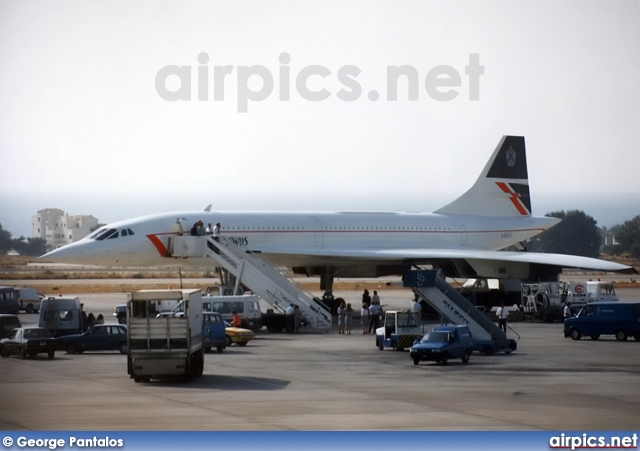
32 208 99 250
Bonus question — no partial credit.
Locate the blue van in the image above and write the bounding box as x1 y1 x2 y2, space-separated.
564 302 640 341
0 287 20 315
203 312 226 353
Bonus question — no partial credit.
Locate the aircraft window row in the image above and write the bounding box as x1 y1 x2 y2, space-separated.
91 228 135 241
224 226 452 232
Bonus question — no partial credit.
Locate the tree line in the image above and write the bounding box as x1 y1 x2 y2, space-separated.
525 211 640 260
0 224 48 256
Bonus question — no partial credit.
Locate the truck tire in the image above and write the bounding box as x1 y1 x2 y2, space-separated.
48 350 55 359
615 330 627 341
118 342 127 354
26 303 34 314
376 339 383 351
569 329 582 341
216 345 224 353
461 350 471 364
413 358 419 365
66 343 80 354
266 324 283 333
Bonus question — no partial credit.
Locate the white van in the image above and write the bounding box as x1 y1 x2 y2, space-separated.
18 288 44 313
38 297 83 337
202 295 262 331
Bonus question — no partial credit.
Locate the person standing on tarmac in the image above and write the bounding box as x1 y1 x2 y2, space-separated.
496 303 509 333
563 302 573 321
231 310 242 327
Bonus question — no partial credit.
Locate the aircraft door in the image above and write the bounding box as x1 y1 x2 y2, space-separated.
309 216 324 247
460 225 469 246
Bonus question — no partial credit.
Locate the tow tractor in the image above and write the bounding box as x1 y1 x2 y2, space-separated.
375 310 423 351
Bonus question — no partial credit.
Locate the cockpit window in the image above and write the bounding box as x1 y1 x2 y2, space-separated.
91 227 133 240
89 227 107 239
95 228 118 241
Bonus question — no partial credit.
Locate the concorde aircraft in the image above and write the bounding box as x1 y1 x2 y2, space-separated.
40 136 636 294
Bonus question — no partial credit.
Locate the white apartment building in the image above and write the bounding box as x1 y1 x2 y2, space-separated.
32 208 99 250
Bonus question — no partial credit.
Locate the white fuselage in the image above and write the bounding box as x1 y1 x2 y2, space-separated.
43 210 557 268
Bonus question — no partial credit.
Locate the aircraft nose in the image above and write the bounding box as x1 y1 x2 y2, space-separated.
39 241 93 264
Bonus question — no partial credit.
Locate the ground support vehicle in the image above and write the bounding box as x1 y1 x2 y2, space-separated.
202 294 262 331
403 270 517 355
203 312 226 353
563 302 640 341
38 296 83 337
521 280 618 322
375 310 423 351
0 287 20 315
127 289 204 382
18 288 44 313
409 325 474 365
0 327 56 359
56 324 128 354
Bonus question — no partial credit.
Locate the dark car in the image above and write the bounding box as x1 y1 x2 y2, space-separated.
0 327 56 359
409 325 473 365
56 324 128 354
0 314 21 339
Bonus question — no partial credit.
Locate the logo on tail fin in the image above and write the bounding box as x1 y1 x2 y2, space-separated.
495 182 531 216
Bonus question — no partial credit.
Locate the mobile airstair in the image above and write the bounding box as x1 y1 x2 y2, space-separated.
167 235 332 331
403 270 516 354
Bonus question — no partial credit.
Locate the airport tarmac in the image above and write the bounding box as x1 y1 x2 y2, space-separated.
1 288 640 431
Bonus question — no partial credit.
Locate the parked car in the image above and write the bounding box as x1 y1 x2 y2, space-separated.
203 312 226 353
224 321 255 347
0 327 56 359
113 304 127 324
56 324 128 354
0 314 21 339
409 325 473 365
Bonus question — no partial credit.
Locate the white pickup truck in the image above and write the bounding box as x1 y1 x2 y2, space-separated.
18 288 44 314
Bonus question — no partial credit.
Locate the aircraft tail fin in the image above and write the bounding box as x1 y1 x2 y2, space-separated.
435 136 531 217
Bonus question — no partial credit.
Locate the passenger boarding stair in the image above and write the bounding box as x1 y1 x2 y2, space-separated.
403 270 516 353
167 235 332 331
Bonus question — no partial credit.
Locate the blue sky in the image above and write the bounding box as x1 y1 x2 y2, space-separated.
1 1 639 237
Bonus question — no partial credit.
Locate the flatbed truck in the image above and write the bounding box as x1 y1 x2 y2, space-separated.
127 289 204 382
